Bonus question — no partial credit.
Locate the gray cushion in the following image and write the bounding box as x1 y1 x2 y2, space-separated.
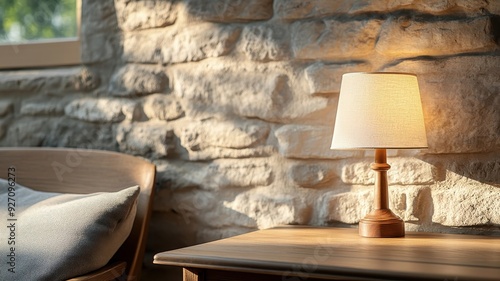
0 179 139 281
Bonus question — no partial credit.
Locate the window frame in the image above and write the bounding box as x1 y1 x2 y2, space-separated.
0 0 81 69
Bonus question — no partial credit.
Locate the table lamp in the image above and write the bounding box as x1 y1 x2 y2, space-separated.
331 72 427 238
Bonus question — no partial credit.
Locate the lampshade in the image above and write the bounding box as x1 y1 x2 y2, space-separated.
331 72 428 149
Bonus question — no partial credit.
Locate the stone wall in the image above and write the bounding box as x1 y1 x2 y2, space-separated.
1 0 500 280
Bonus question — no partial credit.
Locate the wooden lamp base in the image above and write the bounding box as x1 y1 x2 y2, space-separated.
359 209 404 238
359 149 405 238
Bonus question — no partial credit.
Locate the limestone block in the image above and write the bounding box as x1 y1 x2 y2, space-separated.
224 191 311 228
2 118 47 146
175 60 331 123
74 67 100 92
292 19 382 60
341 158 435 185
389 186 431 222
491 1 500 14
320 186 429 224
275 0 349 19
432 185 500 226
288 162 337 188
0 101 13 117
187 0 273 22
182 146 275 161
176 24 238 61
143 94 184 121
115 0 176 31
123 24 241 64
349 0 493 15
155 160 208 190
305 62 371 95
341 162 373 185
116 121 174 158
81 32 117 64
109 65 168 96
46 121 116 150
389 158 436 185
204 159 274 189
179 118 270 151
1 118 115 149
0 67 82 93
21 98 66 116
445 160 500 185
351 0 494 16
320 190 373 224
65 97 138 123
385 55 500 153
81 0 118 35
156 158 274 190
275 125 362 159
121 100 142 121
377 17 496 58
238 24 290 61
123 32 161 63
157 189 216 221
276 0 495 19
173 63 289 121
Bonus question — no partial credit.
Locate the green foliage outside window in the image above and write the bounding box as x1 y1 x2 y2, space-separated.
0 0 77 43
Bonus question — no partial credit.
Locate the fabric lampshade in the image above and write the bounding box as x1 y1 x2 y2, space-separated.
331 72 428 149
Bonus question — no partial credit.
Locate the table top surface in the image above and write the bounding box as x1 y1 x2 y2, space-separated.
154 226 500 281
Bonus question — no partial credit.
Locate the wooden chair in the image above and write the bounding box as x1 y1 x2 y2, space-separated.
0 148 156 281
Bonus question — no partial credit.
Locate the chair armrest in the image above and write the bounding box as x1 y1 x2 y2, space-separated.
66 262 126 281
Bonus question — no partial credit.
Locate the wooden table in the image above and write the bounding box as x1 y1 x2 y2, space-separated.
154 226 500 281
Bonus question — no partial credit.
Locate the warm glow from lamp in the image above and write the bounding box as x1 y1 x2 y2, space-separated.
331 72 427 238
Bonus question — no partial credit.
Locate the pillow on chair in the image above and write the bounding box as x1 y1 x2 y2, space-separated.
0 179 139 281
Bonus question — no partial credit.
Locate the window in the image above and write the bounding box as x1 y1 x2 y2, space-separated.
0 0 80 69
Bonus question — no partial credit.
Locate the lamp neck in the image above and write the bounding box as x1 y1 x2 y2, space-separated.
374 148 387 164
371 149 391 210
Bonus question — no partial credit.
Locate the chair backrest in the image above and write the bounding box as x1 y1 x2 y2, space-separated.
0 148 156 281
